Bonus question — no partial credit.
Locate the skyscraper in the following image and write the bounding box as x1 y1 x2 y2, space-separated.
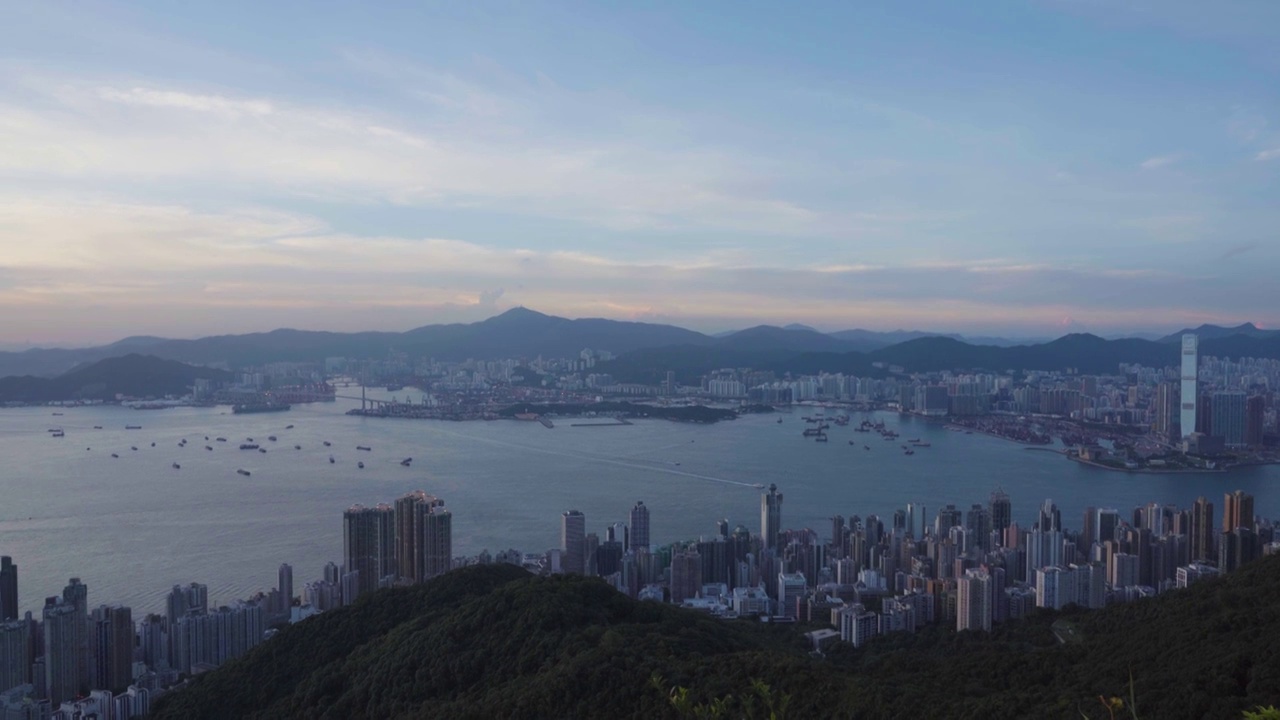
1223 490 1254 533
988 489 1011 536
92 605 134 693
561 510 586 575
1095 508 1120 544
1190 497 1214 563
61 578 90 696
0 557 15 621
957 569 992 632
629 502 650 552
1245 395 1266 447
278 563 293 613
43 598 79 706
1038 499 1061 532
670 550 702 603
343 503 396 598
0 617 30 691
761 484 783 552
1180 334 1198 439
395 491 452 583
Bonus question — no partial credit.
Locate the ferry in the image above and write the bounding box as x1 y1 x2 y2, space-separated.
237 469 251 476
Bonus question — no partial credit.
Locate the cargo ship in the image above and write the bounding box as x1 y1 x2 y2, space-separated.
232 403 292 414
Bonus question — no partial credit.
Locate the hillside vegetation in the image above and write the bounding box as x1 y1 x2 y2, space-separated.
151 556 1280 719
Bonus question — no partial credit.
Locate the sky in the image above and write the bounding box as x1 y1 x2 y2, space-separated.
1 1 1278 346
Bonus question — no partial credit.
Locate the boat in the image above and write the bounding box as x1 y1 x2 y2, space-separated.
150 442 155 447
258 447 267 453
205 446 213 451
815 435 829 442
904 450 915 455
232 403 291 415
239 443 260 450
237 469 251 476
802 428 823 437
356 446 372 451
864 445 870 451
246 437 254 442
848 440 856 445
329 455 335 464
51 412 63 416
295 445 302 450
776 417 783 424
52 431 65 438
285 425 294 429
172 463 180 469
908 438 921 443
323 441 331 447
912 442 931 448
131 446 138 451
204 436 209 440
94 426 103 429
111 453 119 458
268 436 277 442
357 461 365 469
400 458 412 467
125 425 142 430
216 437 227 442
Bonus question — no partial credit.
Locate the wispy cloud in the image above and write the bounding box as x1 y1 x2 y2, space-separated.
1140 155 1178 169
1256 148 1280 162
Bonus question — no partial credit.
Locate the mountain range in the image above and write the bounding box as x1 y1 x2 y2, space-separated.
149 555 1280 719
1 309 1277 380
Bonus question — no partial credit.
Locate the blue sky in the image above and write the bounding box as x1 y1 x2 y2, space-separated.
1 1 1277 344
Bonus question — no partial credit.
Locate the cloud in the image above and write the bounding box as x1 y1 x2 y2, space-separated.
1219 242 1258 260
0 195 1274 343
1140 155 1178 169
1256 148 1280 162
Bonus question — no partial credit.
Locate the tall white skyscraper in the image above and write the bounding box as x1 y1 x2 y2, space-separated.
1180 334 1198 439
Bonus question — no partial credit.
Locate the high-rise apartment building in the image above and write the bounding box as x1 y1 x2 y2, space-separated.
1223 490 1254 533
957 569 992 632
670 551 702 603
561 510 586 575
92 605 134 693
61 578 90 696
761 484 783 552
0 618 29 691
43 598 79 706
0 558 15 622
1245 395 1266 447
988 490 1011 537
1180 334 1198 439
395 491 452 583
343 503 396 598
629 502 650 552
1190 497 1214 563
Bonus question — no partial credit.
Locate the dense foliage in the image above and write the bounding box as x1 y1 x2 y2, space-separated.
152 556 1280 719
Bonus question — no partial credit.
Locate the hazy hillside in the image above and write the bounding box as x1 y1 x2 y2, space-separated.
0 354 230 403
151 556 1280 719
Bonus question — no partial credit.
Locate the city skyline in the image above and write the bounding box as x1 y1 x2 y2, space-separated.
3 3 1280 344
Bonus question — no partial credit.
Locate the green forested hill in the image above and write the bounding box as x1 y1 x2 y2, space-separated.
151 556 1280 719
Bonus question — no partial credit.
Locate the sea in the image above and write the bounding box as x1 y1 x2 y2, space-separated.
1 388 1277 616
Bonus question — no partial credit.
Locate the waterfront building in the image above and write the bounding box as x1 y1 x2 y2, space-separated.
395 491 453 583
629 502 650 552
561 510 586 575
343 504 396 599
0 557 15 622
1211 392 1247 448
